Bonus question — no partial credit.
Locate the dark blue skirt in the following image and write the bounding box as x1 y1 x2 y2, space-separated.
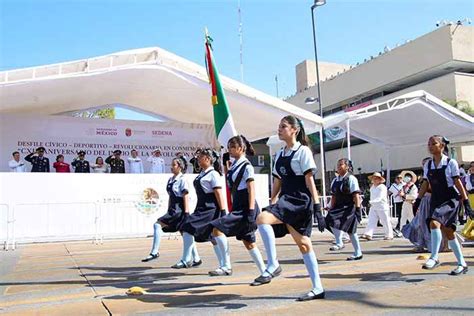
158 204 186 233
264 192 313 238
211 206 260 243
325 204 360 234
181 206 224 242
429 198 459 230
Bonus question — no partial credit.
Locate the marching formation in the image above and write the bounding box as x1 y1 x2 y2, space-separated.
141 115 474 301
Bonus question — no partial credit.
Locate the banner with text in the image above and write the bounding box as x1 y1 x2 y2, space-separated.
0 114 218 172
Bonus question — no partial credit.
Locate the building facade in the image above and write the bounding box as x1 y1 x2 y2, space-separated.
286 25 474 181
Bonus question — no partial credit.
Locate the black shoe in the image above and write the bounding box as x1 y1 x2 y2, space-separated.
297 290 325 301
250 274 272 286
171 260 191 269
450 265 468 276
250 266 282 286
192 259 203 267
347 255 363 261
208 268 233 276
141 253 159 262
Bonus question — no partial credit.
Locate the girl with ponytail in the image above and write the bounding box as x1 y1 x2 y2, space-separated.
325 158 363 260
414 135 472 275
251 115 326 301
143 157 202 269
206 135 266 277
178 148 229 273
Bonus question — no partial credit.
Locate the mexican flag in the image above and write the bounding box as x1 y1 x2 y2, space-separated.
205 31 238 146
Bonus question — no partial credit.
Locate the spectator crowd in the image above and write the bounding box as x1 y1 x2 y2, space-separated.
8 147 171 174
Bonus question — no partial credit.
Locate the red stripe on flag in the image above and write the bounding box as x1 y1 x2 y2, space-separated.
205 43 217 98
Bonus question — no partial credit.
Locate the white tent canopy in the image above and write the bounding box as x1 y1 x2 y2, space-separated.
323 90 474 184
324 90 474 148
0 47 323 141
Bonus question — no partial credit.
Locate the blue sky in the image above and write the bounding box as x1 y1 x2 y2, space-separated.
1 0 472 109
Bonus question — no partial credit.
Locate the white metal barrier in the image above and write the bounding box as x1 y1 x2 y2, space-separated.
1 203 11 250
0 173 269 250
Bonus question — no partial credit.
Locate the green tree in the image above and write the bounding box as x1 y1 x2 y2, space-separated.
74 108 115 119
443 99 473 116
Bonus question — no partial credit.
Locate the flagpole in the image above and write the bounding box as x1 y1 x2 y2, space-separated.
238 0 244 82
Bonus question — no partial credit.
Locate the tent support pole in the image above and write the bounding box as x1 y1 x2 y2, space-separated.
386 147 391 186
268 145 274 193
319 126 327 206
346 120 351 161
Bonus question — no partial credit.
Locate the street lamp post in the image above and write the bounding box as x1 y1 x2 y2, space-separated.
309 0 328 200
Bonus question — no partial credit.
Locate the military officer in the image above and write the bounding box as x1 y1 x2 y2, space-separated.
147 149 165 173
106 150 125 173
71 151 91 173
25 147 50 172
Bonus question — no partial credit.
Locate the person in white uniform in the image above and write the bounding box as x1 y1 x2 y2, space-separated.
8 151 26 172
388 174 404 235
399 170 418 230
127 149 144 174
361 172 393 240
91 156 109 173
147 149 165 174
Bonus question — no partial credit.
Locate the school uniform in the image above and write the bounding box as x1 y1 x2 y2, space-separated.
466 173 474 207
158 173 189 232
422 154 469 274
253 141 325 297
181 167 225 242
211 157 259 242
265 142 316 238
423 155 460 229
326 173 361 234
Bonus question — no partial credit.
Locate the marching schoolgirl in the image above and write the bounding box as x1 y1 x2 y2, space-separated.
325 158 363 261
142 157 202 268
251 115 326 302
208 135 266 277
178 148 231 274
414 135 472 275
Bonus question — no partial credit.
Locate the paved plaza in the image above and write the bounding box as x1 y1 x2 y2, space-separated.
1 228 473 315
